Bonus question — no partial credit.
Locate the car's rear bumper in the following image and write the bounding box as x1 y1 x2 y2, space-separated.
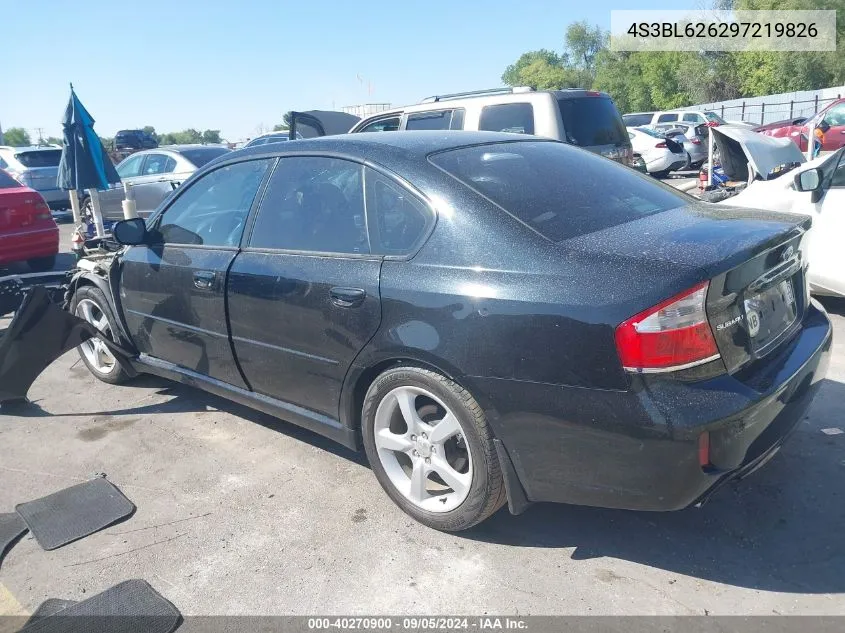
0 225 59 265
469 302 832 511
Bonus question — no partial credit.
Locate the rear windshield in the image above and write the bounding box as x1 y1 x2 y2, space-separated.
429 141 686 242
14 150 62 168
0 171 21 188
178 147 231 167
558 97 628 147
622 113 654 127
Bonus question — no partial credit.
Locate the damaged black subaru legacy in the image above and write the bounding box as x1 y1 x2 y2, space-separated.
2 132 831 531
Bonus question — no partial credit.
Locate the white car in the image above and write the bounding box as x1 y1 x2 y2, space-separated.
711 126 845 297
627 127 688 177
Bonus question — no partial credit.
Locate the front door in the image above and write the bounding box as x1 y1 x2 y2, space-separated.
813 150 845 294
130 153 180 216
227 156 381 419
119 157 274 387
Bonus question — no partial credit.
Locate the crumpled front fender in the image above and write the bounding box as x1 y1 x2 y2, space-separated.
0 286 135 404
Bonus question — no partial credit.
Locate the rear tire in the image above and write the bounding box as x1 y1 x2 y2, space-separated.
70 285 130 385
651 169 670 179
27 255 56 272
362 366 506 531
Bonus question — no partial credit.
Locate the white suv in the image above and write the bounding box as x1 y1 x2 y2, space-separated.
349 87 633 165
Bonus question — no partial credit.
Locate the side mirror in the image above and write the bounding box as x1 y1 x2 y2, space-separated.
795 168 822 192
112 218 148 245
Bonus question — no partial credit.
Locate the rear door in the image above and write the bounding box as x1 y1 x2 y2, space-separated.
227 156 381 420
119 158 274 386
133 153 179 216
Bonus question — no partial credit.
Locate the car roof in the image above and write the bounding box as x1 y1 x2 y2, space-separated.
230 131 554 162
0 145 61 152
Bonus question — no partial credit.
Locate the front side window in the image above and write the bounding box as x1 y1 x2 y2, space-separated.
358 116 401 133
823 103 845 127
155 159 272 247
656 113 677 123
405 110 463 131
250 157 367 254
117 154 144 179
366 169 433 255
478 103 535 135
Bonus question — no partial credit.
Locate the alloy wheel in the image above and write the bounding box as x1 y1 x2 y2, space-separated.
373 386 473 513
75 299 117 374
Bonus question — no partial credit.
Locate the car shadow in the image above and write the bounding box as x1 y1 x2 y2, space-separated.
8 374 366 466
466 376 845 594
819 296 845 316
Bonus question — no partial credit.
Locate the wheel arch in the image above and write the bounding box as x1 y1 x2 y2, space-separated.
69 269 136 352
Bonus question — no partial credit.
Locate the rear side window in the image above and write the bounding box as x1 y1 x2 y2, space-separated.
622 113 653 127
656 113 677 123
0 170 20 188
557 97 627 146
179 147 231 168
357 116 401 133
250 157 368 254
478 103 535 134
406 109 464 131
14 150 62 168
429 141 686 242
365 169 433 255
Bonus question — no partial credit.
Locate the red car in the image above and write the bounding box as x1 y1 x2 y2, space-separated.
0 169 59 272
756 98 845 152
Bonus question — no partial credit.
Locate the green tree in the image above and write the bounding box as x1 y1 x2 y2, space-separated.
44 136 64 146
201 129 221 144
3 127 31 146
563 21 608 87
142 126 159 143
502 49 574 89
272 123 289 132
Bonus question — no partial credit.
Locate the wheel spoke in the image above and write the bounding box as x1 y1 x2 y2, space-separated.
79 301 94 323
395 389 423 434
409 459 428 502
93 314 109 332
375 428 412 453
430 455 470 496
428 412 461 444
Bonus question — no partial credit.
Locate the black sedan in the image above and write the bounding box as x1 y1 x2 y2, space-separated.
26 131 833 531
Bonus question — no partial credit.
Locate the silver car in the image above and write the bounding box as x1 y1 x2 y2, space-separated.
0 146 67 209
85 145 231 221
654 122 708 168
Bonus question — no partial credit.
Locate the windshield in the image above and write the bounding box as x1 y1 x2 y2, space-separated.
178 147 231 168
705 111 727 124
0 170 21 188
429 141 686 242
14 150 62 168
557 97 628 146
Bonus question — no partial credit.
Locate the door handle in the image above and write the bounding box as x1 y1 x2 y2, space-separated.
330 287 366 308
193 270 216 290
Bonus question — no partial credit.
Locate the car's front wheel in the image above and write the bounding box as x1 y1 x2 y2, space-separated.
70 285 130 385
362 366 506 531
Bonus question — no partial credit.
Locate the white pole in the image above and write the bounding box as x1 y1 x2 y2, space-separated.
69 189 82 224
806 121 816 161
707 126 714 187
88 189 106 238
121 182 138 219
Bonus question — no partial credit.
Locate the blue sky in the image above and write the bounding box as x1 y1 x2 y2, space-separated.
4 0 694 142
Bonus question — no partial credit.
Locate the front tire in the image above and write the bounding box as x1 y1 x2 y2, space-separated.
362 366 506 531
70 285 130 385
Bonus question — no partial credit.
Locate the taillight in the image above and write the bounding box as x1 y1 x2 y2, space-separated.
34 199 51 220
615 281 720 372
690 137 702 145
655 142 667 148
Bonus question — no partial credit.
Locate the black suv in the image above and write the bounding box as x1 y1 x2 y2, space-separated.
114 129 158 152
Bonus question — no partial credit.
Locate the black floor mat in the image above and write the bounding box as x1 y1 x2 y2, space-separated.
15 478 135 550
23 599 78 625
0 512 27 569
19 579 181 633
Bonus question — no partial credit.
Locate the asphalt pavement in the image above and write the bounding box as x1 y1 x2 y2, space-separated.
0 214 843 617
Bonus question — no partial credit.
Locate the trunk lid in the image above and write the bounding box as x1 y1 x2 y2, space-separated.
0 188 48 229
564 202 812 373
21 166 60 192
664 137 684 154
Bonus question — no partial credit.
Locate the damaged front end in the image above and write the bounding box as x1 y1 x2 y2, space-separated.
0 258 135 405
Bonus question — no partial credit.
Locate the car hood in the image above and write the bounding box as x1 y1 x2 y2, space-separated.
712 125 806 182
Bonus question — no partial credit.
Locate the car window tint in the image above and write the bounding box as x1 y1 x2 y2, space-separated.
829 150 845 187
622 113 653 127
179 147 231 168
250 157 368 254
557 97 627 146
14 150 62 168
358 116 401 133
156 159 272 247
117 154 144 178
142 154 169 175
164 157 177 172
0 170 20 188
366 169 433 254
657 113 677 123
430 141 686 242
824 103 845 126
478 103 535 135
682 113 699 122
406 110 457 131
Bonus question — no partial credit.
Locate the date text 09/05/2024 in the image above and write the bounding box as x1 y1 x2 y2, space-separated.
627 21 818 39
307 617 528 630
